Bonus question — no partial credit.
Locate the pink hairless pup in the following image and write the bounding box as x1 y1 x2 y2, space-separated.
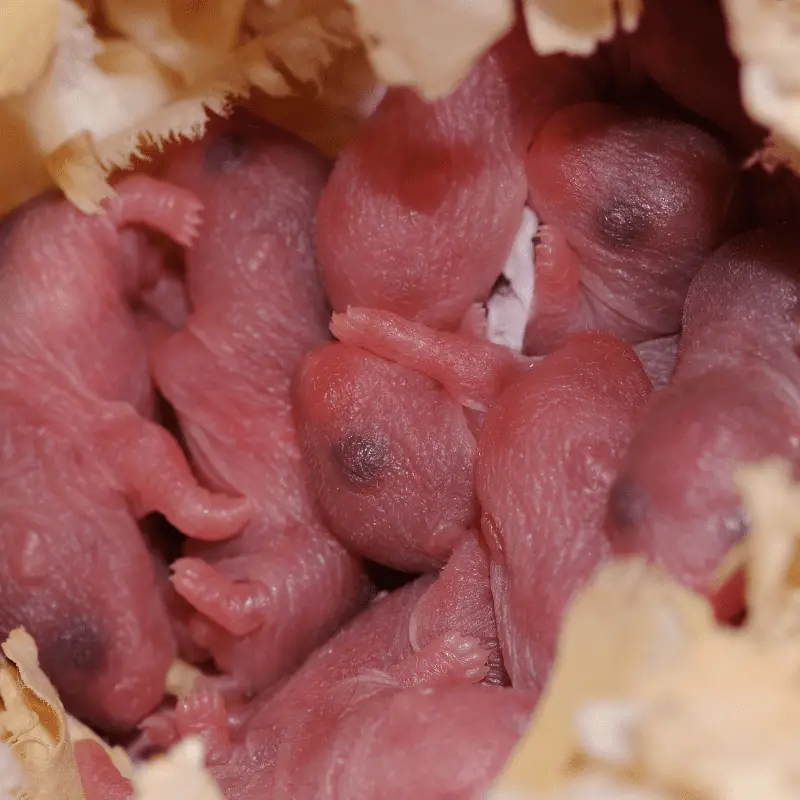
315 25 595 332
525 102 737 354
0 177 251 730
270 681 534 800
294 342 480 572
154 541 523 800
606 227 800 600
332 308 653 687
152 115 370 698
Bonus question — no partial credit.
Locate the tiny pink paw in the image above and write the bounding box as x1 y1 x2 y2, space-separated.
178 199 204 247
175 685 231 764
434 632 491 682
392 631 490 688
171 557 268 637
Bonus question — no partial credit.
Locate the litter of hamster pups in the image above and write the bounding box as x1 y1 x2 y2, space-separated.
4 0 800 798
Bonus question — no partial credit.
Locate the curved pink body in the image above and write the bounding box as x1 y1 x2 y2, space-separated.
478 334 652 688
213 579 435 800
329 310 655 688
153 116 369 697
0 178 250 730
606 227 800 592
294 342 478 571
272 683 535 800
525 102 736 353
315 27 594 331
175 552 520 800
409 533 508 686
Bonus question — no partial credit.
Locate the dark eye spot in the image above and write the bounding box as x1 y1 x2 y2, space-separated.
204 132 251 173
331 434 388 487
606 475 647 538
39 616 108 675
595 198 650 248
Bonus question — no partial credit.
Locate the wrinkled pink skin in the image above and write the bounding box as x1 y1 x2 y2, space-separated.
606 227 800 594
142 517 208 665
478 333 653 688
332 305 671 403
272 683 535 800
409 532 508 686
525 101 736 354
315 26 595 331
331 310 653 687
209 580 434 799
626 0 766 153
330 308 529 414
294 342 479 571
117 229 189 338
0 178 252 730
170 558 523 800
153 116 370 697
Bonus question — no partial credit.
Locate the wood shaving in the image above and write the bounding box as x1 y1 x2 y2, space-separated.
0 630 84 800
0 0 60 98
745 134 800 174
723 0 800 155
132 739 223 800
0 0 381 216
0 742 25 800
345 0 514 99
164 660 202 700
491 558 713 794
101 0 251 83
708 540 747 592
522 0 643 56
734 459 800 639
486 206 538 353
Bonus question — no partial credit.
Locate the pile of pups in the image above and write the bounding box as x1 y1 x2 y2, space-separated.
3 2 800 798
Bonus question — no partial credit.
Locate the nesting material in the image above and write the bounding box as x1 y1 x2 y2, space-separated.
0 0 376 216
0 627 219 800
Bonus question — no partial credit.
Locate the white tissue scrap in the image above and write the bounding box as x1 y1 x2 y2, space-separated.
0 742 25 800
486 205 538 353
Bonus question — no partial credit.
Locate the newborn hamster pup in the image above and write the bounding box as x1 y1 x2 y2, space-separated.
0 178 250 729
606 227 800 594
315 26 594 331
153 115 370 697
295 342 479 572
477 333 652 686
525 101 737 353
